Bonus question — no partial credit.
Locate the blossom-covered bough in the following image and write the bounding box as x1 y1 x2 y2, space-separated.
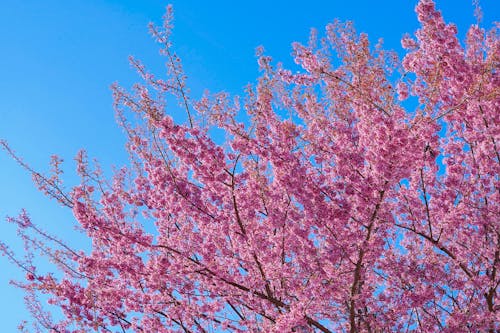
1 1 499 332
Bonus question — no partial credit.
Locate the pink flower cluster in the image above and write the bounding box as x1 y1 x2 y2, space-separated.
2 1 498 332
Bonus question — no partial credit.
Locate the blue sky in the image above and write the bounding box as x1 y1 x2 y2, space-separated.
0 0 498 331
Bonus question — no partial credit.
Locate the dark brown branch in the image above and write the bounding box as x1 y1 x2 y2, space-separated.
321 70 391 117
394 223 473 279
350 188 385 333
0 141 74 208
420 168 434 240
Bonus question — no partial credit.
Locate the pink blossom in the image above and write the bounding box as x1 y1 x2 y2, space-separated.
1 1 498 332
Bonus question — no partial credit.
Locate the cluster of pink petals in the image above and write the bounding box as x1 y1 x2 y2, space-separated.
2 1 498 332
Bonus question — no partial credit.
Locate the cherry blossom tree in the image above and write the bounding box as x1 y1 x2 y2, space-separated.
1 1 499 332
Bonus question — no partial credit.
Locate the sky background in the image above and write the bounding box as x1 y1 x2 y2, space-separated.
0 0 498 330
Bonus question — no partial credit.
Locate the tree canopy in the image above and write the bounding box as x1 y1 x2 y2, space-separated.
1 1 499 332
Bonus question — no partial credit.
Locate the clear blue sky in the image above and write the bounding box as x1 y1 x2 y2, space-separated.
0 0 498 330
